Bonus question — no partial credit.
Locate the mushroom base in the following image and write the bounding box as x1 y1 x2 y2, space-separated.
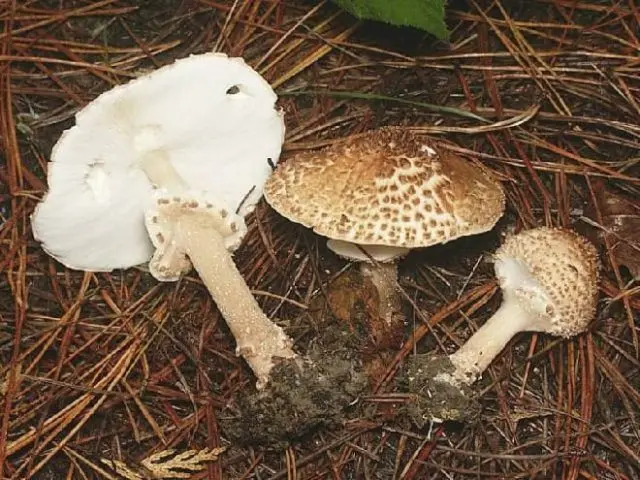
399 354 480 428
221 334 368 447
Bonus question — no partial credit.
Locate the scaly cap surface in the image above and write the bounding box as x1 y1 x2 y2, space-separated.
494 227 600 337
264 126 505 248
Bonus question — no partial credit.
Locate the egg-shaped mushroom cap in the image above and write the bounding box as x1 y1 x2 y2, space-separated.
264 126 505 249
494 227 600 337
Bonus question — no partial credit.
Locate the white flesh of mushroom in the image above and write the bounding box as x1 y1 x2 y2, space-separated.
445 265 549 385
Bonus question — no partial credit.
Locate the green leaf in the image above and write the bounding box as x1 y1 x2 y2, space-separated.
333 0 448 40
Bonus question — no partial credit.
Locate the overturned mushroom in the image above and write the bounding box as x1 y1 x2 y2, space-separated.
31 52 295 387
404 227 600 424
32 52 284 272
264 126 505 324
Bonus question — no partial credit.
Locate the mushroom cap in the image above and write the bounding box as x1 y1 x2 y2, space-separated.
145 189 247 282
494 227 600 337
263 126 505 250
31 52 284 272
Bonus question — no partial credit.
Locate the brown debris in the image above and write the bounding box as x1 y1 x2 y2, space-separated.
1 0 639 479
324 268 405 352
585 180 640 279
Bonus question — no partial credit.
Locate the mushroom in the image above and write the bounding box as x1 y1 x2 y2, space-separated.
31 52 285 272
263 126 505 324
31 52 296 387
441 227 600 386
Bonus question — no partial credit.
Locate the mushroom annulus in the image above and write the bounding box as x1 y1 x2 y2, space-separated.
263 126 505 324
31 52 297 387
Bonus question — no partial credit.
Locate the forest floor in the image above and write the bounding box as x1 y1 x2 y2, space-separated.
1 1 639 479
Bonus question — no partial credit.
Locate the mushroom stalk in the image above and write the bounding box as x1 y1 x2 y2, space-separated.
140 151 188 192
172 213 297 386
404 227 599 425
448 292 538 385
360 262 401 325
142 157 296 388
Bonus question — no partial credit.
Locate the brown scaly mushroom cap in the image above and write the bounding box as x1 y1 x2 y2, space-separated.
263 126 505 253
493 226 600 337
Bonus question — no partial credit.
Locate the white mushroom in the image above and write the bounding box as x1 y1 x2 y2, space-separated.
31 52 285 272
31 52 296 387
263 126 505 324
444 227 600 386
145 189 296 388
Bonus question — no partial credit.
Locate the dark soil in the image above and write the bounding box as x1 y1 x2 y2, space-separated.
221 329 368 447
399 354 480 428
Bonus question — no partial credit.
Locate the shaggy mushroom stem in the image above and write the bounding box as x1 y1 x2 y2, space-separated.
140 150 188 192
445 253 558 386
448 290 534 385
178 210 296 385
146 193 297 388
142 156 297 388
360 262 401 325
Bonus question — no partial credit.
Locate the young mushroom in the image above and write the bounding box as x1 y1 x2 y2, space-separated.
31 52 285 272
263 126 505 324
31 52 296 387
443 226 600 386
403 227 600 426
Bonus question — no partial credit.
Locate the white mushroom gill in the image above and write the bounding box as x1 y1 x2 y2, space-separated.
326 240 410 263
31 52 285 272
445 227 599 386
145 190 297 388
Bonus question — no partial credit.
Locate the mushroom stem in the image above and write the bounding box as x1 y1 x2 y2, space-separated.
140 151 188 191
360 262 401 325
141 157 296 387
174 214 297 387
448 292 531 385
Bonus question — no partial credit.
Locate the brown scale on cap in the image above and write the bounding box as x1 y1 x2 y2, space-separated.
495 227 600 337
264 126 505 248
